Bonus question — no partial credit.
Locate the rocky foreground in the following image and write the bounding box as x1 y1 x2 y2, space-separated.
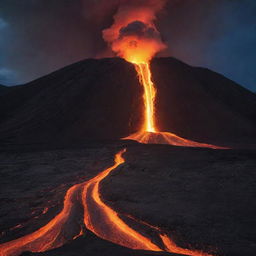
0 142 255 256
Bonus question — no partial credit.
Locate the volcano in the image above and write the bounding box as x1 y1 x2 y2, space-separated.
0 57 256 148
1 58 256 256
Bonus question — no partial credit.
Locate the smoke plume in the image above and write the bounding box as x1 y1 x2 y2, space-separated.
102 0 167 63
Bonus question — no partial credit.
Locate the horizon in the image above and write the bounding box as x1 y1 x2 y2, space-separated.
1 56 255 94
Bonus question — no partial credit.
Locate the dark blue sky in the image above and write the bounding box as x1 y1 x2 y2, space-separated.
0 0 255 92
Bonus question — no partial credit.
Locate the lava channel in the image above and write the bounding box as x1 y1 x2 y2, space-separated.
0 149 214 256
123 62 227 149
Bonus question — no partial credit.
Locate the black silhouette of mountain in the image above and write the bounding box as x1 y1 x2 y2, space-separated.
0 57 255 148
0 85 11 96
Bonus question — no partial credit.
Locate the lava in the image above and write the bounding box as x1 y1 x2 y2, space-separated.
103 0 226 149
82 149 213 255
123 61 225 149
82 148 161 251
0 184 83 256
135 63 156 132
0 149 214 256
0 2 223 255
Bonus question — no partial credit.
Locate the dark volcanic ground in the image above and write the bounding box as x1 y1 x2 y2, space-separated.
1 142 256 256
1 57 256 255
102 144 256 256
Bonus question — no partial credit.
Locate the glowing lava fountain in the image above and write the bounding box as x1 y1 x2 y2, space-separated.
135 63 156 133
0 149 213 256
0 2 222 255
122 61 224 149
102 1 224 149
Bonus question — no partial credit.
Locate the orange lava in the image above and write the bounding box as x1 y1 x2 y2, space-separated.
102 0 225 149
0 149 214 256
122 62 226 149
0 184 83 256
82 149 161 251
135 63 156 132
160 234 212 256
82 149 213 255
124 131 226 149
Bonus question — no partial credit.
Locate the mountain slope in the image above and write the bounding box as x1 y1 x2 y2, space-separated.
0 58 143 144
0 57 255 147
152 58 256 146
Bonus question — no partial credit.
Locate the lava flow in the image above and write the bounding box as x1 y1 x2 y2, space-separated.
0 2 222 255
103 0 225 149
0 183 83 256
0 149 213 256
81 149 213 256
123 63 224 149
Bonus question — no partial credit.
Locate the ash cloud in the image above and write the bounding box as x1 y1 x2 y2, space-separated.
119 21 160 40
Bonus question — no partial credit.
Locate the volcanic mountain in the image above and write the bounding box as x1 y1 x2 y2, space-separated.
0 57 256 148
1 58 256 256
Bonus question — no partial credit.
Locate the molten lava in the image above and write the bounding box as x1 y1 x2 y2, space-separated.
0 2 223 256
0 149 213 256
82 149 161 251
0 183 83 256
135 63 156 132
102 0 225 149
123 60 225 149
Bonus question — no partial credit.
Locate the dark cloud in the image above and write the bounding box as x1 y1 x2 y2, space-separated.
0 0 255 91
0 0 117 85
119 21 160 40
0 68 17 85
159 0 256 91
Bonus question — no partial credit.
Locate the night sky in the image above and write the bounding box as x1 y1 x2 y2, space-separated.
0 0 255 92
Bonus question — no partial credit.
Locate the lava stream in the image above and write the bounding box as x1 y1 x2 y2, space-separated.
0 184 83 256
0 149 213 256
81 149 213 256
82 148 161 251
123 62 226 149
135 63 157 133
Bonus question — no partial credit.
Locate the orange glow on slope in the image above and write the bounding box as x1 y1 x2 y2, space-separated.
0 149 214 256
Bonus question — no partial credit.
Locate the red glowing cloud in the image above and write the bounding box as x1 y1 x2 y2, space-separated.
103 0 167 63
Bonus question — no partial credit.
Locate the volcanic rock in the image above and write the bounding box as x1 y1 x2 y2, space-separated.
1 143 256 256
0 85 11 96
101 144 256 256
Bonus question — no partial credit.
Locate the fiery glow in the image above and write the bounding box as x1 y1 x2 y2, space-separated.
0 184 83 256
102 0 226 149
135 63 156 132
124 131 226 149
103 2 166 64
0 149 214 256
102 0 164 133
160 234 212 256
82 149 161 251
0 2 224 255
82 149 213 255
124 62 226 149
121 60 226 148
